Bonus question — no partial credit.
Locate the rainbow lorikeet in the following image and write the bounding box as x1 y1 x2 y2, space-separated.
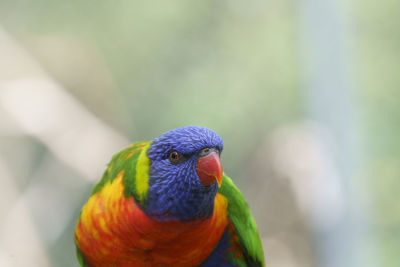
74 126 265 267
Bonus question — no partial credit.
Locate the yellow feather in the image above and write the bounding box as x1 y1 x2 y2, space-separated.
135 143 151 203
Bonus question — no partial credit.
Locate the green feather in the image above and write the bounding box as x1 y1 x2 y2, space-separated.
218 174 265 267
76 246 88 267
90 142 150 204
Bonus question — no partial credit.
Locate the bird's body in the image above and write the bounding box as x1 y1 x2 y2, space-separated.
75 126 264 267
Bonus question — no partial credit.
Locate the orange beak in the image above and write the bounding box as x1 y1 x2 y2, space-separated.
196 151 223 187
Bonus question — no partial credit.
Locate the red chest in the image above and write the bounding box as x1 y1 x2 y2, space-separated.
75 176 228 267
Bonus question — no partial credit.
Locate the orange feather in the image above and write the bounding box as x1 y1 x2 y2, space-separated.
75 172 228 266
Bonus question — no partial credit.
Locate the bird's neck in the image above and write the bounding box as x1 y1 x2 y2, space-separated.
146 186 219 222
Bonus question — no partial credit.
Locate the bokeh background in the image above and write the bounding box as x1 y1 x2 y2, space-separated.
0 1 398 266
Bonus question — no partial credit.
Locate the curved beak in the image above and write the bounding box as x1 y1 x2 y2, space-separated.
196 149 223 187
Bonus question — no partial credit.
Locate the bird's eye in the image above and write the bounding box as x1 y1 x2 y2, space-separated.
168 150 180 163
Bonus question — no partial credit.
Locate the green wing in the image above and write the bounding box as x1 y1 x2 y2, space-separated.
218 174 265 267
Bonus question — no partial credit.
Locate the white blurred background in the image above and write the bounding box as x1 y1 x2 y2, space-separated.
0 1 398 266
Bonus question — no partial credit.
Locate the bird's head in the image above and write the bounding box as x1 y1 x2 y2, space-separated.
146 126 224 221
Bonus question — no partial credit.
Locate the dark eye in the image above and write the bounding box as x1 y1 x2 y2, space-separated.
169 150 180 163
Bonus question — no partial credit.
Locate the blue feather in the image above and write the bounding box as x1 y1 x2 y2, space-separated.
146 126 223 221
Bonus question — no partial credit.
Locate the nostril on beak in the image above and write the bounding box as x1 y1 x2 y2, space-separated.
198 147 217 158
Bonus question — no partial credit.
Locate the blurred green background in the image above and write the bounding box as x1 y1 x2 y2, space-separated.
0 0 398 267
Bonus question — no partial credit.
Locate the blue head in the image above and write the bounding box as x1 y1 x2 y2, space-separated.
146 126 224 221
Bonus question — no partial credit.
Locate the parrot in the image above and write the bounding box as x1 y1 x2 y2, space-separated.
74 126 265 267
